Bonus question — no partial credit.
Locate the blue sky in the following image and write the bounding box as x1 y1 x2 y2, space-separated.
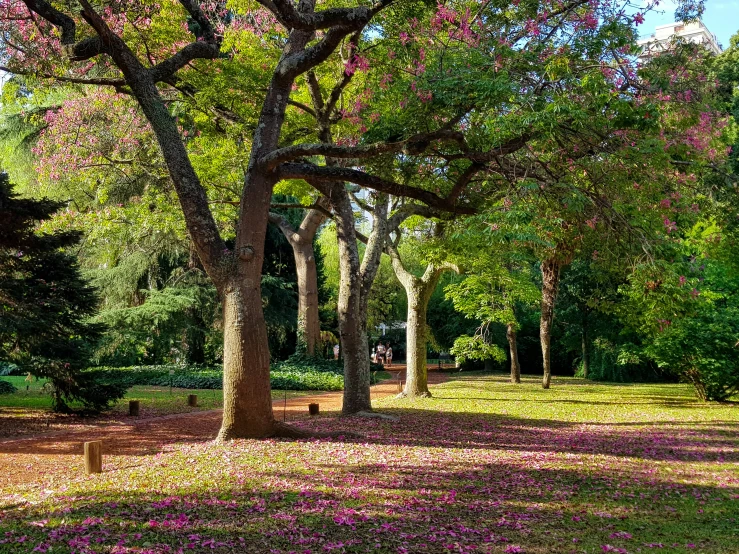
641 0 738 49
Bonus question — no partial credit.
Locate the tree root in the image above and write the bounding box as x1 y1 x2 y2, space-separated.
353 411 400 422
395 391 432 399
273 421 362 440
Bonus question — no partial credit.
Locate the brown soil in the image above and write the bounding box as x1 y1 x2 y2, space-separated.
0 368 449 492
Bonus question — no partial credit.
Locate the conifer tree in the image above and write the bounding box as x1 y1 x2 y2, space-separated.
0 173 124 412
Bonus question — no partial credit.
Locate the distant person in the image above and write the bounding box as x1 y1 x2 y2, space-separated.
371 346 376 363
333 343 340 360
376 342 386 364
385 344 393 367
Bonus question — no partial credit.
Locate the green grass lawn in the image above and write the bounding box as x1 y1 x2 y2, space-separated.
1 373 737 553
0 377 318 439
0 376 320 413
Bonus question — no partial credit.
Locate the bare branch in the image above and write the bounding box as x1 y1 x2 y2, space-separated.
270 202 333 219
287 99 317 118
0 65 125 86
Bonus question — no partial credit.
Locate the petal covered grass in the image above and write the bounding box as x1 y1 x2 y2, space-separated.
1 373 737 553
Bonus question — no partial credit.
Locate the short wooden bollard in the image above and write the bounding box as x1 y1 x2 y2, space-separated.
84 441 102 474
187 394 198 407
129 400 140 416
308 403 319 415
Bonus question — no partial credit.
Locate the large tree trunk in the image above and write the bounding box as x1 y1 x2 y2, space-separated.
540 257 562 389
507 323 521 384
404 285 432 397
215 26 317 439
218 281 275 439
331 188 372 413
581 311 590 379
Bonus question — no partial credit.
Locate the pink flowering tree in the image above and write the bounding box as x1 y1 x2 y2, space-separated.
0 0 719 434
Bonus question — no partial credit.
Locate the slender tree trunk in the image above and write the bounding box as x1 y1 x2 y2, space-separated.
581 311 590 379
293 241 321 355
185 310 206 364
270 204 328 356
540 257 562 389
507 323 521 384
332 188 372 413
387 243 455 398
403 286 432 397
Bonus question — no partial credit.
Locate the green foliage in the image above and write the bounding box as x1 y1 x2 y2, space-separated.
0 379 17 395
0 174 126 412
646 307 739 401
449 335 506 365
0 361 20 376
86 360 347 392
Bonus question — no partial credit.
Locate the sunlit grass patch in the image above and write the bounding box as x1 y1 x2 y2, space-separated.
1 373 737 553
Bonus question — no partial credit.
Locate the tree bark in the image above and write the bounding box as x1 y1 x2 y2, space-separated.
218 282 275 439
581 310 590 379
387 244 456 398
330 188 382 414
507 323 521 384
270 203 328 355
404 285 432 397
540 257 562 389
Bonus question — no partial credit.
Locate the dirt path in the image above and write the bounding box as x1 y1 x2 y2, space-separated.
0 368 449 492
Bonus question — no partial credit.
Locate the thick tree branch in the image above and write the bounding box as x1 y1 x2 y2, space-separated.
386 242 416 289
21 0 75 44
260 129 467 169
149 42 221 82
278 26 357 80
178 0 218 43
268 212 301 244
279 163 476 214
256 0 391 31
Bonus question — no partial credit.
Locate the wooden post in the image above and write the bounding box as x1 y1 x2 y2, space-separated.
84 441 102 474
129 400 140 416
308 403 319 415
187 394 198 407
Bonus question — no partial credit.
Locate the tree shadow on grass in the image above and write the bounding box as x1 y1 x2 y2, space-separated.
433 396 717 408
293 408 739 463
0 454 736 554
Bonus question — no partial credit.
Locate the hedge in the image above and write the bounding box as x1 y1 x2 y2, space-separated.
0 380 17 395
84 363 344 391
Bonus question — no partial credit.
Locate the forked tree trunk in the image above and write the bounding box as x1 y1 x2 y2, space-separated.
507 323 521 384
330 188 387 414
270 205 327 356
540 257 562 389
388 244 456 398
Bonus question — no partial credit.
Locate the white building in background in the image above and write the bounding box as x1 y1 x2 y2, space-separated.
637 20 722 59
